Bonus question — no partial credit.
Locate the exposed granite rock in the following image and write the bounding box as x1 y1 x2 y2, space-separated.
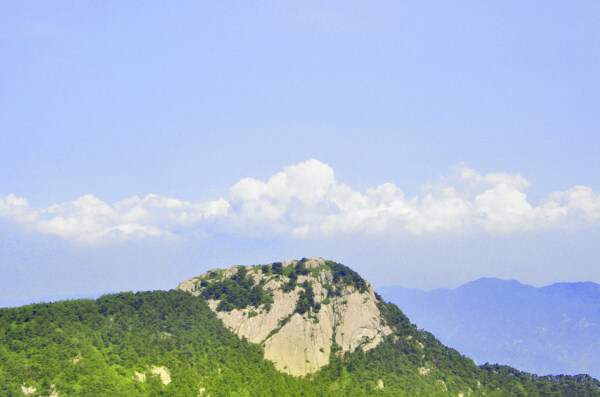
177 258 392 376
150 366 171 385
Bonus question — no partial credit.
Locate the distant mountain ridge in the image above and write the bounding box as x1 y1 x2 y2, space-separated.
378 278 600 379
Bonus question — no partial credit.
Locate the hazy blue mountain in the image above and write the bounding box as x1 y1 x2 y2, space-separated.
378 278 600 379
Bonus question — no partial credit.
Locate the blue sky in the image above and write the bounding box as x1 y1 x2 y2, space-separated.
1 1 599 306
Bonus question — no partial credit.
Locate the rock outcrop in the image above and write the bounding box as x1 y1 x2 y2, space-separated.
177 258 392 376
150 366 171 385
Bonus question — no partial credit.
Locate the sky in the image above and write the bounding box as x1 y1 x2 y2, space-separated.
1 1 599 307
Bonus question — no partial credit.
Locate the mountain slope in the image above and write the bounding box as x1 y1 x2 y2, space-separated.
1 259 599 396
0 290 317 396
378 278 600 378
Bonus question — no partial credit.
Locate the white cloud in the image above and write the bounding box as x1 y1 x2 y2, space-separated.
1 160 599 245
474 183 535 232
549 186 600 221
0 194 37 223
0 191 229 246
230 159 335 207
482 172 531 190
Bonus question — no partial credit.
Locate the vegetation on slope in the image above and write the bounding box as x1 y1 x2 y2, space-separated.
0 290 313 396
199 266 274 312
192 259 367 315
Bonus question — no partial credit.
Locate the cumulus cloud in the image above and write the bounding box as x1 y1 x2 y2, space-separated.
0 192 229 246
1 159 599 245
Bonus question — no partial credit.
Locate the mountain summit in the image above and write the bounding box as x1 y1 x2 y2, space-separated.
177 258 392 376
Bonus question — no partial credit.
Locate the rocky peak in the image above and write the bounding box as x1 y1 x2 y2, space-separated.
176 258 392 376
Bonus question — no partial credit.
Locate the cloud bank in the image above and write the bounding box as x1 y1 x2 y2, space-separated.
1 159 599 246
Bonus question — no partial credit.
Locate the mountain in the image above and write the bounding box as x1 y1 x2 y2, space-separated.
1 259 599 396
378 278 600 379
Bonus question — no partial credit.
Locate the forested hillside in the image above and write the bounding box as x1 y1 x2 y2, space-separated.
1 261 600 396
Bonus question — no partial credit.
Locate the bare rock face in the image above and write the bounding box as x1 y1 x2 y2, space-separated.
176 258 392 376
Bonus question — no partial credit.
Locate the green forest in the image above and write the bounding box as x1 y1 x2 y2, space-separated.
1 261 599 396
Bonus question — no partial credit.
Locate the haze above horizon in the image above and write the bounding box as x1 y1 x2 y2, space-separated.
1 1 598 306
